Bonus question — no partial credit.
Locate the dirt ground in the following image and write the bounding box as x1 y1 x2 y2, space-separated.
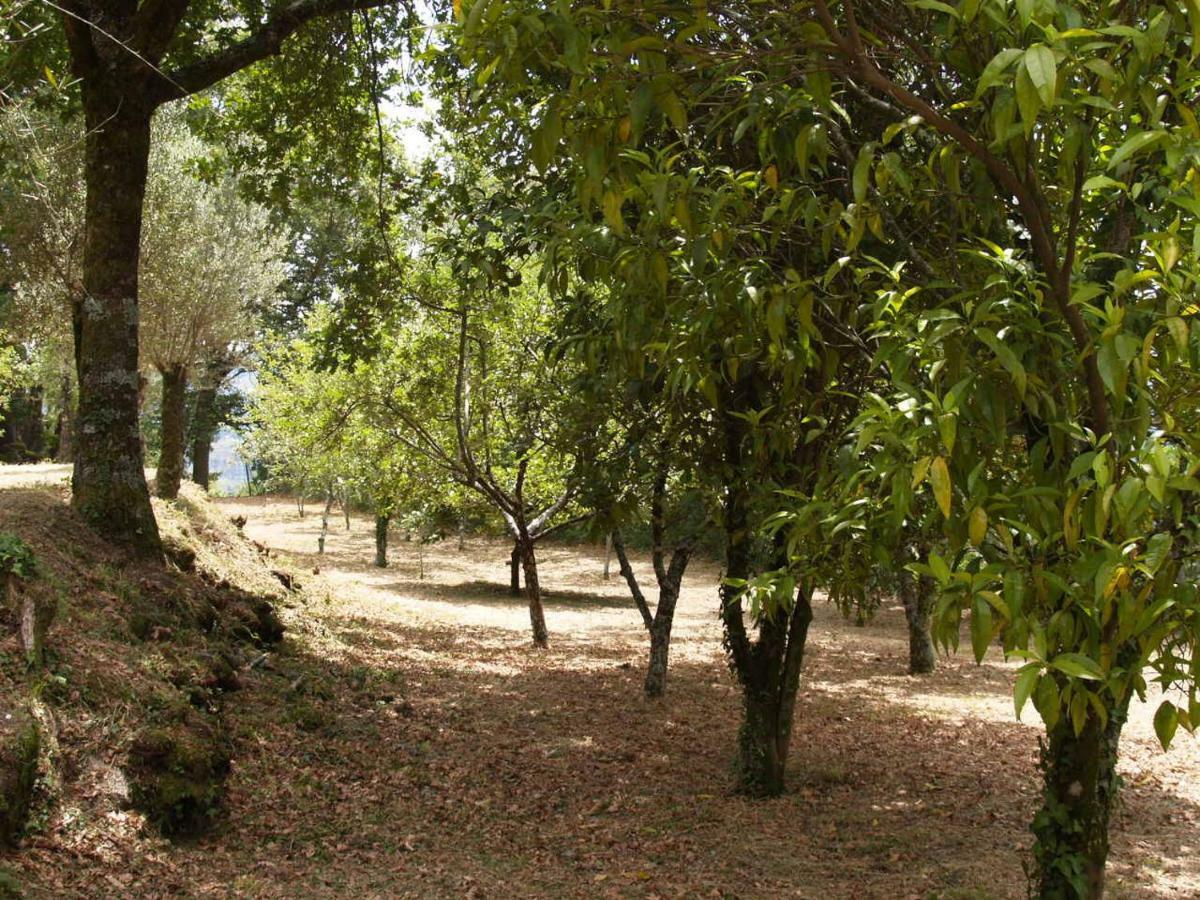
128 494 1194 900
7 478 1198 898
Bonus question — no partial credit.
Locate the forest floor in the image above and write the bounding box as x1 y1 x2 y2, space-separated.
159 494 1196 900
4 474 1199 898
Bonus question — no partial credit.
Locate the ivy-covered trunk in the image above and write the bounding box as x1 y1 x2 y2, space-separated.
516 529 548 648
72 87 160 553
156 365 187 500
191 383 217 490
897 568 936 674
1032 696 1128 900
374 514 389 568
725 585 814 797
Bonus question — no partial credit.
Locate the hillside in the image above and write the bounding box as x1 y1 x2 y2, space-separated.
0 479 291 897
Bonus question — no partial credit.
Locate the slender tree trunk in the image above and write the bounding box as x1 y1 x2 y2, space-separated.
72 87 160 553
897 567 936 674
318 492 333 555
374 514 389 568
509 542 521 596
343 491 351 530
191 383 218 490
517 530 548 648
644 588 678 698
55 370 74 463
156 364 187 500
1032 695 1128 899
457 518 466 551
603 532 613 580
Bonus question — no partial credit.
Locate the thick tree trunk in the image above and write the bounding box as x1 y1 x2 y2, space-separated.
374 514 389 568
155 364 187 500
72 90 160 553
517 532 548 648
1032 696 1128 899
191 383 218 490
731 590 814 796
897 568 936 674
509 542 521 596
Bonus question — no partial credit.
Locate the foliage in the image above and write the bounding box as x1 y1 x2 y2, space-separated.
0 534 36 580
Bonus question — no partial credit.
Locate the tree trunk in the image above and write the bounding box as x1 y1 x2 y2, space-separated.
72 88 160 554
517 532 548 648
318 493 333 555
509 542 521 596
191 383 218 490
55 370 74 463
731 590 814 796
644 601 675 698
156 364 187 500
898 568 936 674
343 491 351 530
603 532 613 580
1032 696 1128 899
374 514 389 568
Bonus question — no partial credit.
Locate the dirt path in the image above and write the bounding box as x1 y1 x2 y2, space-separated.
120 494 1190 900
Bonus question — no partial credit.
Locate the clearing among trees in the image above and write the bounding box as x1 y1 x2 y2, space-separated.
5 485 1194 898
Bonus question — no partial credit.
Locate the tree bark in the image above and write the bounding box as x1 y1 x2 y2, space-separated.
643 595 676 698
155 364 187 500
72 88 160 554
191 383 218 490
897 567 936 674
374 514 389 568
55 370 74 463
731 589 814 796
509 542 522 596
603 532 613 580
318 492 334 555
517 531 548 648
1032 695 1128 899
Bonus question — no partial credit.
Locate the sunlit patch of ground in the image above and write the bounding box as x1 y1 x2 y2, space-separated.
165 494 1198 900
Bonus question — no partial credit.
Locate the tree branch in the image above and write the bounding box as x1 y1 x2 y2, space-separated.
148 0 401 105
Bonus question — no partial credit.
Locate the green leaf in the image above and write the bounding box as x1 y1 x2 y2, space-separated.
970 594 993 663
930 456 952 518
1154 700 1179 749
1014 665 1039 719
1050 652 1104 681
938 412 957 454
602 190 625 235
852 146 874 203
969 506 988 545
1023 44 1057 106
1015 64 1041 134
928 551 951 584
1107 130 1168 170
975 49 1023 97
1034 674 1060 729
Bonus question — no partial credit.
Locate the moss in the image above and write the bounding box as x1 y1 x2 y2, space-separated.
127 716 231 837
0 706 40 846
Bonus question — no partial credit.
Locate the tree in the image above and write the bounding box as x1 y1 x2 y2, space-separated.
5 0 408 552
449 0 883 795
139 116 282 499
807 1 1200 893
